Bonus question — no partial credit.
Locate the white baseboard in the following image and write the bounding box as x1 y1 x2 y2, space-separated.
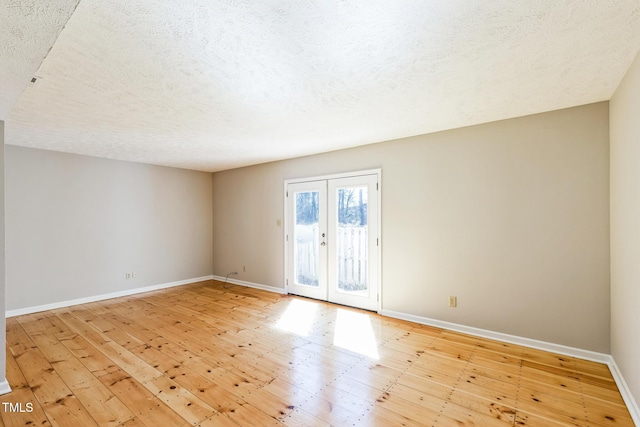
380 309 610 364
608 357 640 426
211 275 287 294
5 275 214 318
0 379 11 396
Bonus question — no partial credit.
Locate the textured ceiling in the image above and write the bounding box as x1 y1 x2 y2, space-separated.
0 0 80 119
3 1 640 172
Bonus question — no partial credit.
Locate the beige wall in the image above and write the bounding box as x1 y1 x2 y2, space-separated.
213 102 611 353
5 146 213 311
610 51 640 409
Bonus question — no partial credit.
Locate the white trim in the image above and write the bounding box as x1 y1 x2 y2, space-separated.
283 179 289 293
285 168 382 185
212 275 287 294
5 275 214 317
376 172 382 313
608 357 640 426
0 379 12 396
381 309 610 364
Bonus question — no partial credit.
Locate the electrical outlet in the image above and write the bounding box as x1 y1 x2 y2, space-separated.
132 272 137 278
449 296 457 308
126 273 131 279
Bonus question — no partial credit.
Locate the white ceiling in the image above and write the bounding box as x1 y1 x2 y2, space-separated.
2 1 640 172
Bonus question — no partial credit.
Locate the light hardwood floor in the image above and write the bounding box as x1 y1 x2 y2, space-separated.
1 280 634 426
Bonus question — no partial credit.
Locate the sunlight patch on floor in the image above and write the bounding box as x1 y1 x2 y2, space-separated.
275 299 318 337
333 308 379 359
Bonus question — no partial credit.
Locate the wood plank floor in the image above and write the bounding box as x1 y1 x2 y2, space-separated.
1 280 634 426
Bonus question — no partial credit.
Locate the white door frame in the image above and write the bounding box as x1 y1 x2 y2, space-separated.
283 169 382 313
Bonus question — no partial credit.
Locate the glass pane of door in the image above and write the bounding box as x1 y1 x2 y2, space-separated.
336 186 369 293
294 190 320 287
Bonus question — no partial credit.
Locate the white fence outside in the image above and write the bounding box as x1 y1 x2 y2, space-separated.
295 224 319 286
295 225 368 290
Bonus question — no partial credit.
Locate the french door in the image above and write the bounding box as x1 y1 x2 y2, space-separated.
286 173 379 311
